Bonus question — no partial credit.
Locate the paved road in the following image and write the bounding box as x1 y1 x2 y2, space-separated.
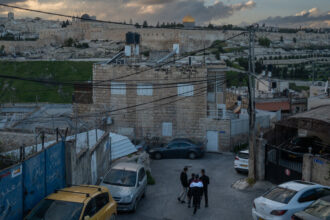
117 153 272 220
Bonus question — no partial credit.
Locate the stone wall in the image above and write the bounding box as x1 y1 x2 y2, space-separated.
65 131 110 185
302 154 330 186
92 64 207 142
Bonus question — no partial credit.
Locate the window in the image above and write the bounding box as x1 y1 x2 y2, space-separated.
95 193 109 211
162 122 172 136
103 169 137 187
299 188 330 203
263 187 297 204
180 143 191 148
177 84 194 96
111 82 126 95
137 84 153 96
138 168 145 182
83 198 97 218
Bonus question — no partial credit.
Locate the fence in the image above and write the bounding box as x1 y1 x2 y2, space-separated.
0 141 66 220
231 115 270 136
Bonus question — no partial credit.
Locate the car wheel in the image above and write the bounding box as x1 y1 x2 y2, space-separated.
142 189 146 198
132 200 138 213
154 152 162 160
188 152 196 159
235 169 241 173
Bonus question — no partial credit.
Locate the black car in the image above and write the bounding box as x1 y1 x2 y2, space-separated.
292 195 330 220
148 138 205 160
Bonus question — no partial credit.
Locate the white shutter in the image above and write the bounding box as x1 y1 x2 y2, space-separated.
137 84 153 96
162 122 172 137
177 84 194 96
111 82 126 95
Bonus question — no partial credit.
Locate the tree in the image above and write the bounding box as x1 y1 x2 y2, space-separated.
280 36 283 42
293 37 297 43
129 18 133 25
156 21 160 28
208 23 214 29
142 20 148 28
135 22 141 28
258 37 271 47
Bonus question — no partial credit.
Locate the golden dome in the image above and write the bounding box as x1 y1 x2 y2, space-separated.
182 15 195 23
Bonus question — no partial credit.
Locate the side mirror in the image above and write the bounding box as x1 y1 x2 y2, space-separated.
84 216 90 220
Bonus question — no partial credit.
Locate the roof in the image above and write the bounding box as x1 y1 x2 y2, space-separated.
47 185 108 203
256 101 290 111
279 180 317 191
182 15 195 23
290 105 330 124
112 162 142 172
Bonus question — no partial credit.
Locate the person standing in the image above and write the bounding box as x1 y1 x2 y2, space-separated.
190 174 203 214
177 167 188 203
200 169 210 207
187 173 195 208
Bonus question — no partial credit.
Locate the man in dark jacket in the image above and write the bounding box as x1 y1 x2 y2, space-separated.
177 167 188 203
200 169 210 207
187 173 195 208
190 174 203 214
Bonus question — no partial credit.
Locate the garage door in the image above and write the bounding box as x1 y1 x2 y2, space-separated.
206 131 218 152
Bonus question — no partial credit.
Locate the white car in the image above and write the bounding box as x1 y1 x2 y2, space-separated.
234 150 249 173
252 180 330 220
100 162 147 212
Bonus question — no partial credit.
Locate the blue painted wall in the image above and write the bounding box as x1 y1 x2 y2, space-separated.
0 141 66 220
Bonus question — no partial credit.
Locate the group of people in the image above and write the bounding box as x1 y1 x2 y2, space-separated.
177 167 210 214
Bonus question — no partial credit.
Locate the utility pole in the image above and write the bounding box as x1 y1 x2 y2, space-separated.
248 26 256 181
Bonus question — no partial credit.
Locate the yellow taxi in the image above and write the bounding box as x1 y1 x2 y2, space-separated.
25 185 117 220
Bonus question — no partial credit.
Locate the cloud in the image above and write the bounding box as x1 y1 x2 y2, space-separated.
259 8 330 28
0 0 256 24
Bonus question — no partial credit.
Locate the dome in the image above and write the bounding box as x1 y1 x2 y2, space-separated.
81 14 90 20
182 15 195 23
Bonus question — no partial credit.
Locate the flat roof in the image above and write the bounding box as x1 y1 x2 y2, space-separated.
290 105 330 124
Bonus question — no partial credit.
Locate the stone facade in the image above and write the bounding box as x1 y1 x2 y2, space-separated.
87 63 231 151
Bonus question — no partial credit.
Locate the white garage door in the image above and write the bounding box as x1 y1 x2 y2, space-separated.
206 131 218 152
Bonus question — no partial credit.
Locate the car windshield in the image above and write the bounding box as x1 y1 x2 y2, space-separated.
238 152 249 159
103 169 137 187
263 187 297 204
25 199 83 220
304 199 330 219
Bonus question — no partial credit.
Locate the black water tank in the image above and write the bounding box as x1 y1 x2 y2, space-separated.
134 33 140 44
126 32 135 44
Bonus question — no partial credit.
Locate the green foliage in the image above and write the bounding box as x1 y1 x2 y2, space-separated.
0 61 93 103
142 51 150 57
258 37 271 47
293 37 297 43
246 177 256 186
233 143 248 154
75 42 89 49
64 38 74 47
289 83 309 92
226 71 248 87
146 170 155 185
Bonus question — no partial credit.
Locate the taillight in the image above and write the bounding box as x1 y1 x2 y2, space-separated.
271 210 287 216
253 202 256 209
235 156 239 160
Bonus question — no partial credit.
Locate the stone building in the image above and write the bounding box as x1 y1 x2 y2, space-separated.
182 15 195 28
79 60 232 152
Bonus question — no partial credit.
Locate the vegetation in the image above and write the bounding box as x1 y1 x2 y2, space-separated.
146 170 155 185
258 37 271 47
225 71 248 87
233 143 248 154
63 38 89 48
289 83 309 92
0 61 93 103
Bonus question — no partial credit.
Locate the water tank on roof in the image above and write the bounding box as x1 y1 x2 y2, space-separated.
126 32 135 44
134 33 140 44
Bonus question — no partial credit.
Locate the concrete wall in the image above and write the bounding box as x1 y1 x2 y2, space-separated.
65 131 110 185
302 154 330 186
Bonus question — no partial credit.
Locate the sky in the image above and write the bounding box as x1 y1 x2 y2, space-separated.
0 0 329 27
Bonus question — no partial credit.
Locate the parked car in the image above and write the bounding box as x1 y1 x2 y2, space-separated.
292 195 330 220
100 162 147 212
25 185 117 220
252 180 330 220
234 150 249 173
148 138 205 159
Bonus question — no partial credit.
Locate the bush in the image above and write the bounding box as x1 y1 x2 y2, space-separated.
258 37 271 47
146 170 155 185
64 38 74 47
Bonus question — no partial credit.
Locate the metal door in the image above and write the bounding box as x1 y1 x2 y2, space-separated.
207 131 219 152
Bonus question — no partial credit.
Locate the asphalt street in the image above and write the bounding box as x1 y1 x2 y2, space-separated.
117 153 272 220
